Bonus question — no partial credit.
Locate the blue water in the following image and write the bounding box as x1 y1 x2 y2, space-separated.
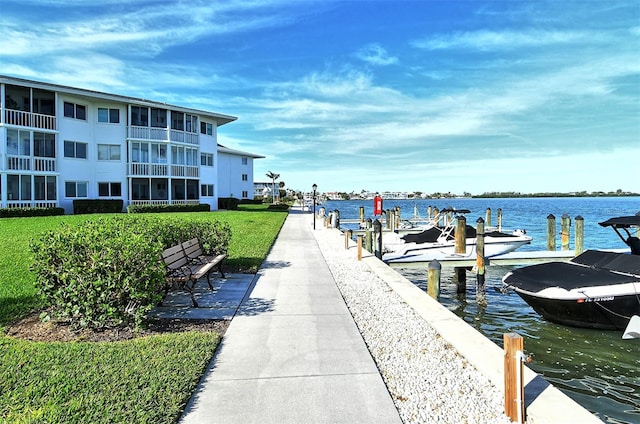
325 197 640 424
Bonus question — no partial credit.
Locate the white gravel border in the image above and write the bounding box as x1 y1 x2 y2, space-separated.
312 227 512 424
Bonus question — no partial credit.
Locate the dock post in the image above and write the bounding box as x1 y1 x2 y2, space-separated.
345 229 352 249
427 260 441 299
357 235 363 260
454 215 467 292
504 333 525 424
547 214 556 251
476 218 486 302
561 213 571 251
385 209 391 230
365 218 372 252
395 206 401 229
359 206 365 224
485 208 492 228
373 219 382 259
334 210 340 229
575 216 584 255
434 207 440 225
497 208 503 232
427 205 432 220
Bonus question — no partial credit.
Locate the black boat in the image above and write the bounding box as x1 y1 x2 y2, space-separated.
502 215 640 331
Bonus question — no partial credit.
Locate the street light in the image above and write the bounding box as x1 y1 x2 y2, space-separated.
312 183 317 229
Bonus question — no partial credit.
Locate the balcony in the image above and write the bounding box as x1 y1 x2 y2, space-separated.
6 200 58 209
4 109 56 130
127 126 199 145
129 199 200 206
6 155 56 172
128 163 198 178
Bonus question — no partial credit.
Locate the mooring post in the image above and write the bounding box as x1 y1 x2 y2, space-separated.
359 206 365 224
365 218 372 252
395 206 401 229
357 235 363 260
485 208 492 228
575 215 584 255
454 215 467 292
476 217 486 300
504 332 525 424
434 207 440 225
497 208 503 232
373 219 382 259
427 205 432 220
561 213 571 251
334 209 340 229
427 259 441 299
345 229 352 249
547 214 556 251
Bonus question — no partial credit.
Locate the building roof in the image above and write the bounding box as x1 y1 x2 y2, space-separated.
217 143 265 159
0 75 237 126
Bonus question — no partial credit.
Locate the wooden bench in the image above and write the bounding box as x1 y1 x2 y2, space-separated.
161 238 226 307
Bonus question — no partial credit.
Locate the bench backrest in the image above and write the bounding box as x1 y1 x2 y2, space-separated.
182 238 204 260
162 244 189 270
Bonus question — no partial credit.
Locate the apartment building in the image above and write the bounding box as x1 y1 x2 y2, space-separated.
0 75 262 213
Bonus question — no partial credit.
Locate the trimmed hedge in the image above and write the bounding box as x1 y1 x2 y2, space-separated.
73 199 124 214
30 215 231 330
0 207 65 218
127 203 210 214
218 197 239 210
267 204 290 211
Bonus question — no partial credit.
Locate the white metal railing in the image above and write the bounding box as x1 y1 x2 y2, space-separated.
4 109 56 130
6 201 57 209
34 157 56 172
170 129 199 145
170 165 199 177
129 199 200 206
127 126 168 141
6 155 56 172
7 155 30 170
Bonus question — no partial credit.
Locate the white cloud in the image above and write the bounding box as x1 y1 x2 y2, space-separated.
355 44 398 66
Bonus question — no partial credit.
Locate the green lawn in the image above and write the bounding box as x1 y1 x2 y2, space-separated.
0 205 287 423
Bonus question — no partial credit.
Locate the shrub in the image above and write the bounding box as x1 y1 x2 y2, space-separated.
0 207 65 218
267 204 290 211
218 197 239 210
29 215 231 330
127 203 210 214
73 199 124 214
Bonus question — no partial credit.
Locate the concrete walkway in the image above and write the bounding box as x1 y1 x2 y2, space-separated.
179 209 402 424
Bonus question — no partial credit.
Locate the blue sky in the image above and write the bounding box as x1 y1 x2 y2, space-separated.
1 0 639 195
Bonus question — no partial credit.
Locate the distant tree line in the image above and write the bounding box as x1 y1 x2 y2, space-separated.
473 189 639 198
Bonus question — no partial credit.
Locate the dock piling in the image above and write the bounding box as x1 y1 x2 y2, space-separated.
476 218 486 301
345 229 352 249
359 206 364 224
427 259 441 299
561 213 571 251
504 332 526 424
357 235 363 260
546 214 556 251
454 215 467 292
485 208 492 228
497 208 503 232
575 216 584 255
373 219 382 259
365 218 372 252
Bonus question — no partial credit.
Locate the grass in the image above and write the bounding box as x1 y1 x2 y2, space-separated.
0 205 287 423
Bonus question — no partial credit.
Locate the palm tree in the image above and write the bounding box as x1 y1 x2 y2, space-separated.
266 171 280 204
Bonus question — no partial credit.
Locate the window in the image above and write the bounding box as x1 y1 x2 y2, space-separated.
185 114 198 133
98 144 121 161
201 184 214 197
131 142 149 162
98 108 120 123
171 111 184 130
63 102 86 120
242 174 248 181
242 191 248 198
151 143 167 163
35 176 57 200
64 140 87 159
7 175 31 200
6 129 30 155
65 181 88 198
201 153 214 166
98 182 122 197
242 157 248 165
131 106 149 126
34 132 55 157
200 122 213 135
186 147 198 165
151 108 167 128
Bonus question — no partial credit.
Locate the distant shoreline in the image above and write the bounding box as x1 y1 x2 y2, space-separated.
322 192 640 201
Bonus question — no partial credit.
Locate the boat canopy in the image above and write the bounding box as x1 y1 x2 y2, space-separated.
598 216 640 228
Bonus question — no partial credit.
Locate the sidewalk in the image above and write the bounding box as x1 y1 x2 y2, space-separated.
179 208 402 424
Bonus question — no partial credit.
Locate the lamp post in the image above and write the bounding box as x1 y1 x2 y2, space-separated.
312 183 317 229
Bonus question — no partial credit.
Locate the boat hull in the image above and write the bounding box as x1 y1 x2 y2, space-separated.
513 290 639 330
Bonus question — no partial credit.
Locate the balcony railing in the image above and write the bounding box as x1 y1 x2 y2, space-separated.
170 129 199 145
4 109 56 130
6 155 56 172
6 200 58 209
171 165 199 177
127 126 168 141
129 199 200 206
127 126 199 145
129 162 198 177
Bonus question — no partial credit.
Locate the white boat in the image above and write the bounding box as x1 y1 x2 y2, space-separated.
382 209 532 263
